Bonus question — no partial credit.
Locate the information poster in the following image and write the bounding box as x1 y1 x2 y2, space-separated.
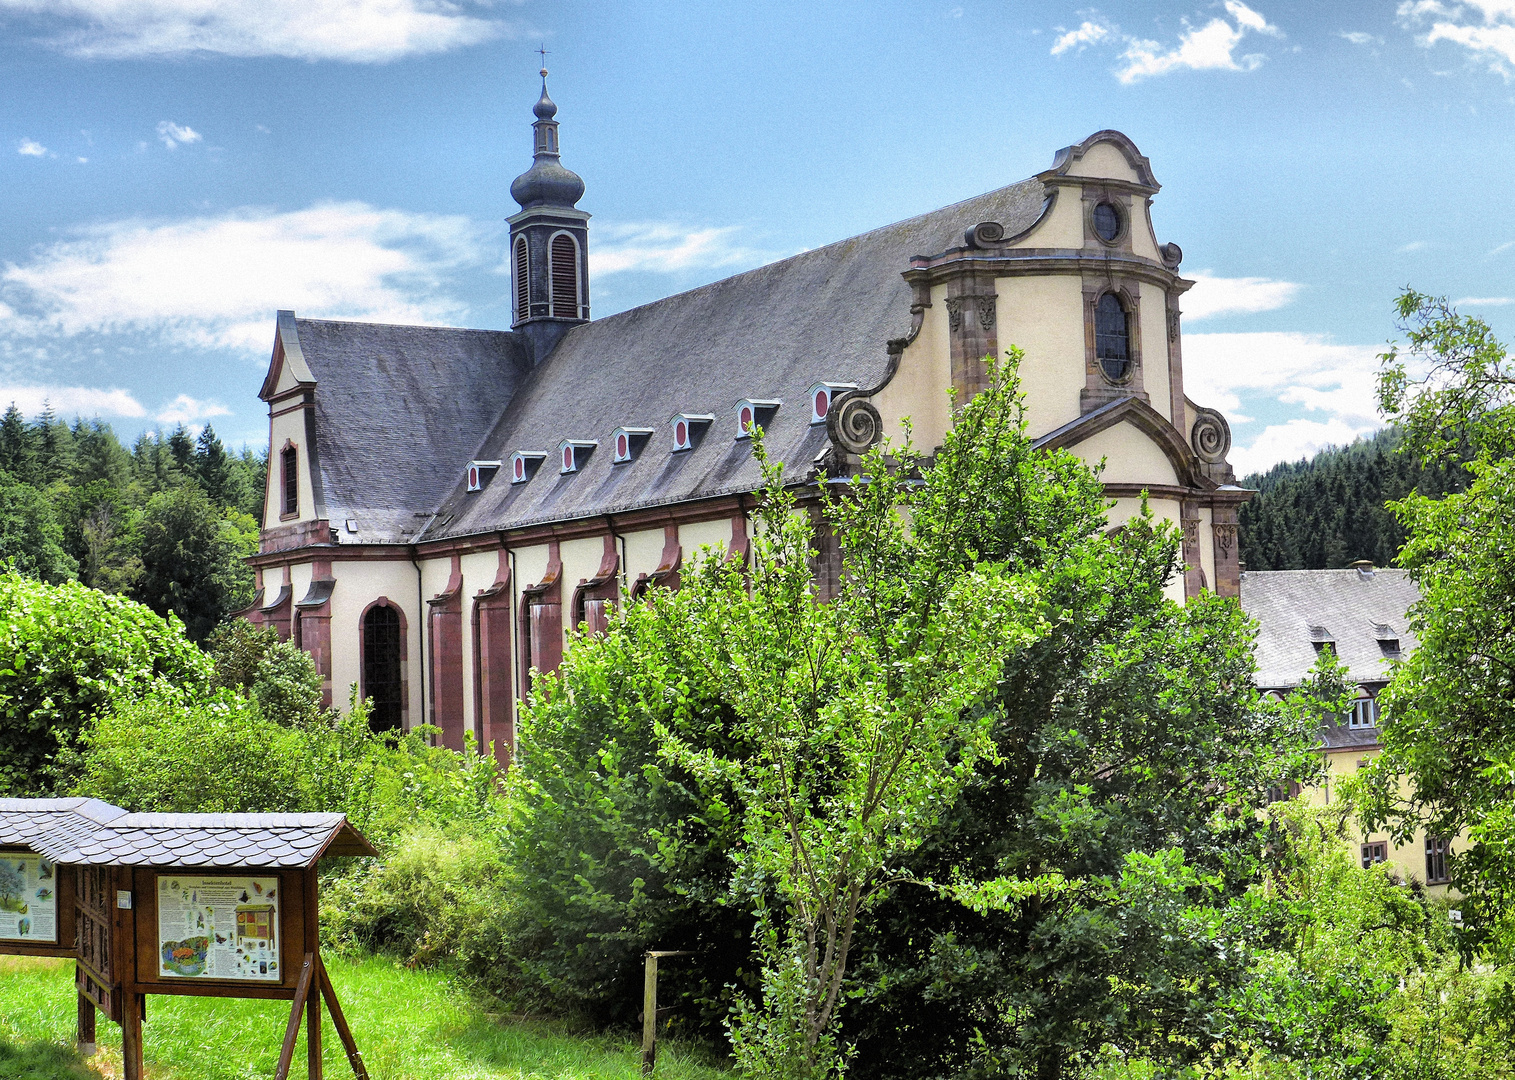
0 854 57 943
157 875 280 982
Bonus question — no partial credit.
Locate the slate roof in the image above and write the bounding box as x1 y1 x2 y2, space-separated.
432 178 1047 538
0 797 125 851
1 801 375 868
1240 568 1420 691
292 177 1048 543
294 320 531 544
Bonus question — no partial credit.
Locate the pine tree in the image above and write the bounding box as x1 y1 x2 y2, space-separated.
0 404 37 483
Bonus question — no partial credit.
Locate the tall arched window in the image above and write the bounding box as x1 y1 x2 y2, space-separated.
513 236 530 322
1094 293 1131 383
280 445 298 517
550 233 579 318
362 604 404 732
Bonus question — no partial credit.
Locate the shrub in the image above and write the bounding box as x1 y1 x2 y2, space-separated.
0 570 210 794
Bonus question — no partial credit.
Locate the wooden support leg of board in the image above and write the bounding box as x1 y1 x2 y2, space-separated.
317 956 370 1080
120 990 144 1080
308 963 323 1080
275 953 316 1080
76 990 96 1056
641 952 658 1077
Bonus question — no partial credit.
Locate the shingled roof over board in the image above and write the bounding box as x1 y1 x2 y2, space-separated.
1 800 376 869
277 176 1049 544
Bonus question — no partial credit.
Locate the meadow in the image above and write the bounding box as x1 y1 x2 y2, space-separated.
0 956 727 1080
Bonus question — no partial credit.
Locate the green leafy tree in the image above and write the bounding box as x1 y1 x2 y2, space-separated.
0 571 211 793
135 484 257 640
1359 290 1515 960
0 472 77 583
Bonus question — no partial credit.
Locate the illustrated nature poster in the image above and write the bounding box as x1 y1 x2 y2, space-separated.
0 854 56 943
158 876 280 981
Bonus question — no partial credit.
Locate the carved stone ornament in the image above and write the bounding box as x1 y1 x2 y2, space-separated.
977 295 996 331
1181 517 1201 555
1167 308 1180 343
827 393 883 456
944 297 964 333
1190 406 1232 464
965 220 1006 248
1214 522 1237 553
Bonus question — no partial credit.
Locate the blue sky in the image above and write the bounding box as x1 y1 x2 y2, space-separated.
1 0 1512 474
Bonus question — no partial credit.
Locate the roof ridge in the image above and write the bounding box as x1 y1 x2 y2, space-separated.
295 317 517 335
561 176 1046 337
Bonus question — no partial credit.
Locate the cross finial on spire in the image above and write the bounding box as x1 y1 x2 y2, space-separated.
537 44 548 80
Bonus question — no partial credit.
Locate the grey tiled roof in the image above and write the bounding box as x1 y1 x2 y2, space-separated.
0 797 126 850
2 801 375 868
1240 568 1420 691
298 177 1048 542
296 320 532 544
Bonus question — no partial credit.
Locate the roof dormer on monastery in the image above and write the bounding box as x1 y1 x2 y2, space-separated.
248 72 1249 758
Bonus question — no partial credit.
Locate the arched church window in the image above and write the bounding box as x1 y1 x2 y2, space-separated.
280 445 298 517
550 233 579 318
513 236 530 321
362 604 404 732
1095 293 1131 383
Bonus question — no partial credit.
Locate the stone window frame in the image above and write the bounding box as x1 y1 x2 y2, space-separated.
357 596 409 733
279 440 299 521
1082 187 1135 252
1081 279 1146 402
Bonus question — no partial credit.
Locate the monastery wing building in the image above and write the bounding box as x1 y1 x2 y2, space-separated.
248 78 1248 756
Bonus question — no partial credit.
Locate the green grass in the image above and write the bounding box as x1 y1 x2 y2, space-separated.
0 956 728 1080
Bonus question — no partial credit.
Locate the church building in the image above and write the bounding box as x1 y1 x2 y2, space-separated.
247 75 1248 757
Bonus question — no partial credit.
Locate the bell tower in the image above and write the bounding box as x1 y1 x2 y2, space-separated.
508 62 589 362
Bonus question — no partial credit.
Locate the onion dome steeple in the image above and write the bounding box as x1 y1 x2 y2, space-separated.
510 68 585 211
507 59 590 362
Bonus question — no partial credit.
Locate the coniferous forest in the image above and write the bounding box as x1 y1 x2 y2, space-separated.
0 402 265 640
1237 426 1469 571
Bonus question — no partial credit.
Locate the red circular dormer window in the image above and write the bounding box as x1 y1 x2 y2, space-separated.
616 433 628 459
675 419 688 447
814 388 829 419
563 446 574 471
468 466 479 489
740 405 753 433
513 457 524 481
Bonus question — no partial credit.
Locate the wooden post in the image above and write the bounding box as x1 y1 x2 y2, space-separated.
640 951 691 1076
275 953 316 1080
641 952 658 1077
76 991 96 1056
305 864 324 1079
120 990 144 1080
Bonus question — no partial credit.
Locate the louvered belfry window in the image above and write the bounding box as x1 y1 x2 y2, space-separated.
513 237 530 321
550 233 579 318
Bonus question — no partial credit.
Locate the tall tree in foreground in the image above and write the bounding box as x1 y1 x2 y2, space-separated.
1359 290 1515 959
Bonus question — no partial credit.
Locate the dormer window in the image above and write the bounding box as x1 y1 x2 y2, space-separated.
734 399 781 439
559 439 597 474
1348 689 1379 730
1373 622 1402 657
671 414 714 452
510 450 547 484
611 426 654 464
1309 625 1334 655
466 460 502 492
808 382 858 425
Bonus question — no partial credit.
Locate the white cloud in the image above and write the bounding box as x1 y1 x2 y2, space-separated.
155 393 230 425
1454 295 1515 305
1051 19 1112 54
1229 417 1382 476
0 0 509 63
155 120 201 149
17 138 47 156
589 223 774 278
1340 30 1385 45
1398 0 1515 78
1183 331 1385 473
1182 271 1301 321
0 384 145 418
1398 240 1430 252
0 201 480 355
1051 3 1282 83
